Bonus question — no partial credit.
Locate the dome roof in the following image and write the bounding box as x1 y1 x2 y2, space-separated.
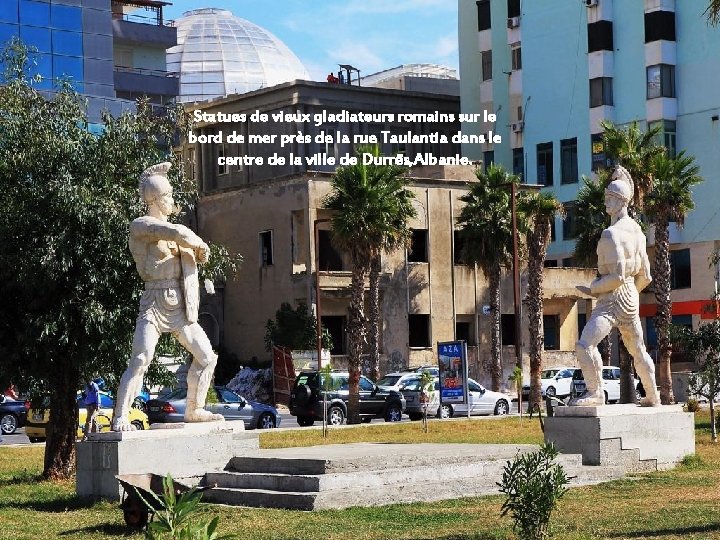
167 8 310 103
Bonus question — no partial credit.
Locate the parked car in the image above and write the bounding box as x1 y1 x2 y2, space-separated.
376 371 424 392
147 386 280 429
409 365 440 378
571 366 639 403
434 378 511 418
399 376 438 420
289 370 406 426
25 402 149 442
521 366 577 399
0 395 29 435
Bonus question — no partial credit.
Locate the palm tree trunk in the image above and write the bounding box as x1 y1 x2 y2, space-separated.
618 338 635 403
368 254 381 382
599 335 612 365
525 230 546 410
654 218 675 404
490 265 503 392
44 362 80 479
346 259 368 424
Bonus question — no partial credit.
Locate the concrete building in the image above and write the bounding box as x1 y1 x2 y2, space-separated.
0 0 178 125
182 79 595 387
459 0 720 371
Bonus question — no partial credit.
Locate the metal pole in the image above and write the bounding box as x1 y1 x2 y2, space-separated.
511 182 522 369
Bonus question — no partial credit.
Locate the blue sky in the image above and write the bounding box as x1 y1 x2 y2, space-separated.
163 1 459 81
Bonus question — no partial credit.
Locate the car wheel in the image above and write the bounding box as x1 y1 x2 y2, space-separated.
257 412 276 429
131 420 145 431
328 406 345 426
294 384 312 405
296 416 315 427
384 404 402 422
546 386 556 398
494 399 509 415
0 413 17 435
408 413 422 421
437 404 452 419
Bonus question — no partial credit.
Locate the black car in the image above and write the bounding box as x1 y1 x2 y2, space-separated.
0 395 29 435
289 371 406 426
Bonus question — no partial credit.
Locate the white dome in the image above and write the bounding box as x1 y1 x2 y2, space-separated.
167 8 310 103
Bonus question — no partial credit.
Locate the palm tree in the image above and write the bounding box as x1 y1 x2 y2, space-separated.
645 151 703 404
706 0 720 25
457 164 519 392
573 173 613 365
600 120 663 211
322 145 414 423
518 191 565 410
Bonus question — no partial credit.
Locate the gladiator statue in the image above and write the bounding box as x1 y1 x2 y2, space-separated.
112 162 223 431
572 165 661 407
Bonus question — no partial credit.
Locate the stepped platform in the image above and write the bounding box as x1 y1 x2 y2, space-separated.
201 442 627 511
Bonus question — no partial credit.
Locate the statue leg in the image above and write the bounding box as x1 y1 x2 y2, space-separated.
113 319 160 431
175 322 223 422
572 313 613 406
619 319 661 407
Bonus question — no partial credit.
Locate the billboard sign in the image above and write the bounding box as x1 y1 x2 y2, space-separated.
438 340 467 404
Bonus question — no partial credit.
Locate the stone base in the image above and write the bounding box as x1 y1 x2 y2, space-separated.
544 404 695 471
76 422 259 500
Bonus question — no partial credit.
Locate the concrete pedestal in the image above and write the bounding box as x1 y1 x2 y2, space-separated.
544 404 694 472
76 422 259 500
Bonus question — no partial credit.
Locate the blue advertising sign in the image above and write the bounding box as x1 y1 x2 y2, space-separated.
438 340 467 404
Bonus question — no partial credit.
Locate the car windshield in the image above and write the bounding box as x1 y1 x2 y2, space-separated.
558 369 575 378
541 369 559 379
163 388 187 401
217 387 243 403
572 370 584 380
377 375 402 387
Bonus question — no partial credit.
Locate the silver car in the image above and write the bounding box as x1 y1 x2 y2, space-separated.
401 377 511 419
147 386 280 429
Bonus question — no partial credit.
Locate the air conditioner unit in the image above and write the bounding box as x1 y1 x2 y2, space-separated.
585 0 598 7
511 121 524 133
507 16 520 29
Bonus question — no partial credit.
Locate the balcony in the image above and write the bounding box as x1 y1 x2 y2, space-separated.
113 65 179 99
112 1 177 48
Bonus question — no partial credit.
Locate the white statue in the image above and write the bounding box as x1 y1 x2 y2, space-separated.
112 163 223 431
573 165 661 407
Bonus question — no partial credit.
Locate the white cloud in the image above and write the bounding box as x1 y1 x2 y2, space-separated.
336 0 453 15
435 33 458 58
327 42 386 73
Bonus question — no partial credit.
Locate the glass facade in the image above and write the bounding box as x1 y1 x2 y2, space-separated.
167 8 309 103
0 0 84 91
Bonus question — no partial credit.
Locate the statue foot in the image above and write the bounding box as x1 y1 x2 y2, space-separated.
639 394 661 407
184 409 225 423
111 417 137 432
568 392 605 406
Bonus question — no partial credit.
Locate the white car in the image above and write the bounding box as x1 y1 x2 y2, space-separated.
435 378 511 418
376 372 424 392
571 366 639 403
521 367 576 399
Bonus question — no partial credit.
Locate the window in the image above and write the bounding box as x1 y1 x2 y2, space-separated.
0 3 18 23
476 0 491 31
562 257 575 267
483 150 494 172
536 142 553 186
52 30 83 57
20 26 51 53
670 249 691 289
408 229 428 263
543 315 560 350
512 147 524 179
591 133 607 171
587 20 613 52
19 0 50 26
51 4 82 32
409 314 430 347
501 314 515 346
318 230 343 271
481 50 492 81
259 230 274 266
187 147 196 181
359 377 375 391
453 230 466 265
456 321 474 344
578 313 587 336
544 259 558 268
645 10 675 43
649 120 676 157
550 219 556 242
322 315 346 354
217 144 227 175
511 44 522 71
590 77 613 107
507 0 520 18
647 64 675 99
560 138 578 184
563 202 577 240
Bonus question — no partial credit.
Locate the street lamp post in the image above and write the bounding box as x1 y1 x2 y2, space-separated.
314 218 331 370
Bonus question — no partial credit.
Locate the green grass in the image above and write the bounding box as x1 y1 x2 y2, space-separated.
1 414 720 539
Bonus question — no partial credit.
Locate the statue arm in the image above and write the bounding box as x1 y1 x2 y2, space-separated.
635 243 652 293
590 232 625 295
131 219 209 261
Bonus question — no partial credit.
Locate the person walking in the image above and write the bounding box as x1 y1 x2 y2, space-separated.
82 377 100 440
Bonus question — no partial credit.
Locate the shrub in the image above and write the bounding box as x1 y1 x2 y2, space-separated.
685 398 700 413
497 443 569 540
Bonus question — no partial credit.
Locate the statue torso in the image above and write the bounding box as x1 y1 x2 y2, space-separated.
129 217 182 282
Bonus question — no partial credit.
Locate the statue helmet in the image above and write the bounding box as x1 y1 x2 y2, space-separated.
605 165 634 203
139 162 172 205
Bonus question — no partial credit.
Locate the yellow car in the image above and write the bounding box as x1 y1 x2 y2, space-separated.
25 406 149 443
